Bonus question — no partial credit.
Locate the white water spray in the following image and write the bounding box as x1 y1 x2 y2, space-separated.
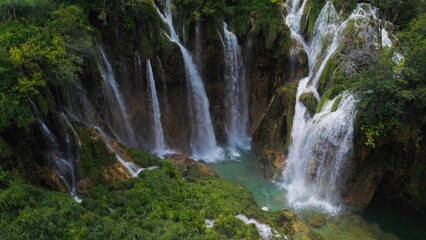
222 22 250 149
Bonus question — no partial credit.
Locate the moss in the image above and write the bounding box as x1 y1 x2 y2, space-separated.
77 128 116 183
301 0 326 41
277 82 298 148
318 55 338 96
127 148 161 168
253 82 297 155
316 89 333 113
299 92 318 117
330 95 342 112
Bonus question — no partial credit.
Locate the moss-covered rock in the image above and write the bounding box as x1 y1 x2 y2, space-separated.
76 127 131 193
167 154 218 180
252 82 298 178
330 95 342 112
299 92 318 117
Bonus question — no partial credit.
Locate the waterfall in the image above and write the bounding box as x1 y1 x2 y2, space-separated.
92 126 145 177
99 48 136 147
37 118 81 203
281 1 380 213
283 94 358 212
65 80 146 178
154 1 221 161
222 23 250 149
381 28 392 48
146 59 167 156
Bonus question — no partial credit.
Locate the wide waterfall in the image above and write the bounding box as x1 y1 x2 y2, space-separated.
37 118 81 203
146 59 167 156
155 0 221 161
99 48 136 147
281 1 380 213
222 23 250 149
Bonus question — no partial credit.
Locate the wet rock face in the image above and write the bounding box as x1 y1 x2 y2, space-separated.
342 128 426 210
88 14 301 154
249 32 308 134
251 83 298 178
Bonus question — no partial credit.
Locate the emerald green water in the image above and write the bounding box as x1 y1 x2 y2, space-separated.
210 149 426 240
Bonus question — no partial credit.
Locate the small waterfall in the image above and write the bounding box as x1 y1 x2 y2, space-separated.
99 48 136 147
65 80 146 178
381 28 392 48
154 1 221 161
146 59 167 156
222 23 250 149
37 118 81 203
281 1 380 213
92 126 145 177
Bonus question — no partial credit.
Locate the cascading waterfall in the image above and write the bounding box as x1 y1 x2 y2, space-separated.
222 23 250 149
154 0 221 161
146 59 167 156
99 48 137 147
280 1 380 213
283 94 358 212
37 118 81 203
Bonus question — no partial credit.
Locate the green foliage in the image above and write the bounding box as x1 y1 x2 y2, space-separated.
0 163 288 239
333 54 414 146
325 13 426 148
127 148 161 167
173 0 290 54
174 0 228 25
0 93 34 131
371 0 426 28
0 1 93 134
78 128 116 183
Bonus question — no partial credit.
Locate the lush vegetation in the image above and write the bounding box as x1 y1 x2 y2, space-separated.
327 13 426 148
173 0 291 53
0 162 292 239
371 0 426 28
0 0 93 131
